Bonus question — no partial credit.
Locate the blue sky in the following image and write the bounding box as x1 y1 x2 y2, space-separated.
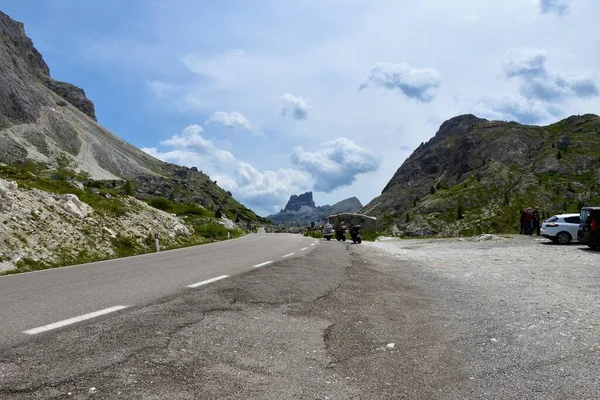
3 0 599 216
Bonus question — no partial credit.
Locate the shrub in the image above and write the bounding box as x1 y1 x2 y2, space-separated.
148 197 172 211
195 223 228 239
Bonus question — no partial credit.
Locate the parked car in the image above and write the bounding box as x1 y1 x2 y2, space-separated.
540 213 581 244
577 207 600 249
322 223 334 240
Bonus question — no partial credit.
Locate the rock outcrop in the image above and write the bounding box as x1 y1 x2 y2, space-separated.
283 191 316 212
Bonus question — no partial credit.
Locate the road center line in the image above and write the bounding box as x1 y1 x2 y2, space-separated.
253 261 273 268
23 306 128 335
300 247 308 251
187 275 229 288
282 253 295 258
310 243 316 246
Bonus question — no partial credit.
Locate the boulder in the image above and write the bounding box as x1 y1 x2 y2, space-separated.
0 180 16 212
60 194 91 219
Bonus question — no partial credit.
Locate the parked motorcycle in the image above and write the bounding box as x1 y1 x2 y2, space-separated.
349 225 362 244
335 225 347 241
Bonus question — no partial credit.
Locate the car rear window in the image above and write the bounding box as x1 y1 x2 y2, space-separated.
564 216 580 224
546 216 558 223
580 210 591 224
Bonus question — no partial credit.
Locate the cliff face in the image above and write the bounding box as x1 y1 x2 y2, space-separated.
283 191 316 212
0 11 262 222
360 113 600 236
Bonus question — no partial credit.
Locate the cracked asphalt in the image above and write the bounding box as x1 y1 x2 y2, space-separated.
1 235 600 399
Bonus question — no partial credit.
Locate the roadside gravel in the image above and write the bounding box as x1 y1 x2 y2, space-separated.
362 234 600 398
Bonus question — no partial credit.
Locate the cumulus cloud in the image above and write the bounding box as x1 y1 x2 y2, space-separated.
481 48 599 123
141 125 311 215
280 93 312 120
206 111 252 131
503 49 598 102
474 97 552 124
539 0 570 15
291 138 379 192
359 62 442 102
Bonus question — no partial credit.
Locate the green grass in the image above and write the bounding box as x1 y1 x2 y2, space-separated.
147 197 213 217
305 230 323 239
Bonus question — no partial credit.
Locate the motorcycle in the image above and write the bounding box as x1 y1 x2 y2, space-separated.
335 225 347 241
349 225 362 244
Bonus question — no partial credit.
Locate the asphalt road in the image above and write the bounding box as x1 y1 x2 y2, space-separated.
2 235 599 399
0 232 318 349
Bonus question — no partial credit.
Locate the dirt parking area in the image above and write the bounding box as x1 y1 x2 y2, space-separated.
362 234 600 398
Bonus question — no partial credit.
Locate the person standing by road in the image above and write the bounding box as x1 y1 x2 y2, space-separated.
532 209 541 236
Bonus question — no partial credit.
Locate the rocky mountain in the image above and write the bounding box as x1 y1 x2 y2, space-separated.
267 191 362 226
360 113 600 236
0 11 262 223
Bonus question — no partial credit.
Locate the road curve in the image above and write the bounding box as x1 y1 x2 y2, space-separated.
0 233 318 348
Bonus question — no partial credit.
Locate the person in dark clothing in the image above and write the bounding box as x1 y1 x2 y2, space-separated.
532 210 541 236
524 208 533 235
520 209 526 234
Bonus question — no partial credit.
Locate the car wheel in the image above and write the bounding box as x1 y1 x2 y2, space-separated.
588 244 598 250
556 232 571 245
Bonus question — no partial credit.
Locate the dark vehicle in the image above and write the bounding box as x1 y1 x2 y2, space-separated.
578 207 600 249
335 225 347 241
349 225 362 244
322 223 334 241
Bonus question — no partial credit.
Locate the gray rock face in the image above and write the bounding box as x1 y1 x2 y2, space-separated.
284 191 316 212
42 77 97 121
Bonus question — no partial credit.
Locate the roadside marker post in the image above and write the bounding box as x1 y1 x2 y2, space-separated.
155 233 160 252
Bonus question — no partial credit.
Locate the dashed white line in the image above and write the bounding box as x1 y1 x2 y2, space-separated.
23 306 128 335
282 253 295 258
187 275 229 288
253 261 273 268
310 243 316 246
300 247 308 251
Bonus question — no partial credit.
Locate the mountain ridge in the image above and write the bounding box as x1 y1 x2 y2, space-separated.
0 11 262 222
268 191 363 225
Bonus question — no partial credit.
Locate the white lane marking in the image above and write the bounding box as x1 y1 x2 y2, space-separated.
310 243 316 246
300 247 308 251
23 306 127 335
187 275 229 288
282 253 295 258
253 261 273 268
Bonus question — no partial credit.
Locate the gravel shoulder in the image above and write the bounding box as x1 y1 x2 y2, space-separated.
1 234 599 399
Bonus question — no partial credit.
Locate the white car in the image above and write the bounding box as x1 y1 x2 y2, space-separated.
541 213 581 244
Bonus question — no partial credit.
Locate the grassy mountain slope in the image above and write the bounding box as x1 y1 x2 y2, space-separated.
360 114 600 236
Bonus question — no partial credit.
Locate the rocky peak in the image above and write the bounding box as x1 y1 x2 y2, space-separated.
284 191 316 212
0 11 96 121
0 11 49 76
433 114 486 142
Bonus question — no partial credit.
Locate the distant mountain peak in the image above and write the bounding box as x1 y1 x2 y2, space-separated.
268 192 362 225
283 191 316 212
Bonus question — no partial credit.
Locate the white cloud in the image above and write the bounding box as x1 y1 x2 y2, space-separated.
142 125 311 215
539 0 570 15
206 111 252 131
280 93 312 120
480 48 599 123
359 62 442 103
291 138 380 192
